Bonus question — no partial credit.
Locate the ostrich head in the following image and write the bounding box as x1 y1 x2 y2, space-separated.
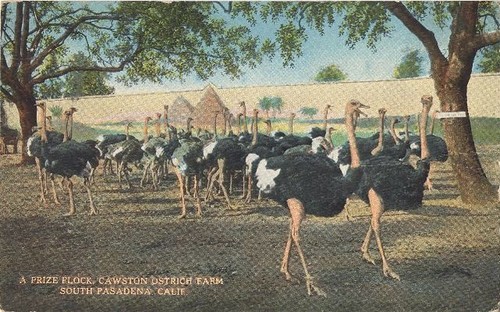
239 101 246 108
378 108 387 116
145 116 152 123
156 113 162 119
421 95 433 108
345 99 370 116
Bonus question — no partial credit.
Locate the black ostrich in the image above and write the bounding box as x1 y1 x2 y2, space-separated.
36 103 99 216
171 139 205 218
96 123 136 175
407 110 448 190
27 103 64 204
253 99 368 296
354 95 433 280
243 109 280 203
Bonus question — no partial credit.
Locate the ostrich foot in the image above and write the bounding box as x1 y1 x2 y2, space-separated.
89 208 98 216
63 211 75 217
383 265 400 281
362 251 376 265
178 213 186 219
305 277 327 297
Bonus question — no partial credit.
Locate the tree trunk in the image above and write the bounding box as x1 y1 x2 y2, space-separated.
435 79 497 204
16 99 37 165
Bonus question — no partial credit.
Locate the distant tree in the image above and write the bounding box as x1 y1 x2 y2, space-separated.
299 107 318 119
478 43 500 73
48 105 63 119
270 96 284 119
314 64 347 82
63 52 115 97
259 97 273 119
393 49 424 78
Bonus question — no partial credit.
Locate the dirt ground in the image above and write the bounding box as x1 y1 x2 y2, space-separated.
0 147 499 312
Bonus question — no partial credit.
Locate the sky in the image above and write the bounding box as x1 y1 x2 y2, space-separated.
112 3 457 95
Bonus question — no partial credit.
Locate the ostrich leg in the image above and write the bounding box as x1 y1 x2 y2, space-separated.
286 198 326 297
84 178 98 215
216 159 232 209
49 173 61 205
367 188 400 280
174 168 187 219
63 178 76 216
35 158 47 204
193 175 202 217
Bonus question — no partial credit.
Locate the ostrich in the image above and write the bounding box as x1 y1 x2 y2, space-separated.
36 102 99 216
407 109 448 190
96 123 134 175
171 138 205 218
354 95 433 280
27 102 64 204
253 99 368 296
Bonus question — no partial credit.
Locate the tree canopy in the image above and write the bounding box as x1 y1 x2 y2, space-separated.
478 43 500 73
299 106 318 119
314 64 348 82
393 49 425 79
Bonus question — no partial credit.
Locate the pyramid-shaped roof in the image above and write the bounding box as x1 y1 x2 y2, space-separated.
191 85 228 131
168 96 195 126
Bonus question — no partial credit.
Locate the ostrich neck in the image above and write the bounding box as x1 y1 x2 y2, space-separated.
266 121 271 135
251 113 258 146
323 107 329 130
227 116 233 133
371 112 385 155
242 106 248 133
63 115 70 142
346 111 360 168
186 119 192 133
69 114 74 140
213 114 217 137
389 120 401 145
144 121 149 143
126 125 130 140
404 120 410 143
420 106 431 159
40 106 48 143
222 114 227 136
156 120 161 137
289 117 294 134
237 115 241 134
430 113 436 135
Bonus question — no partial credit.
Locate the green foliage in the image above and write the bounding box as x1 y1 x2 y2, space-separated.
48 105 63 119
63 53 115 97
114 2 273 84
314 64 347 82
299 107 318 119
259 96 284 118
393 49 425 79
478 43 500 73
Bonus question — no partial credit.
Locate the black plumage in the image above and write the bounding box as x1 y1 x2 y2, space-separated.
352 95 435 281
257 154 356 216
252 99 369 297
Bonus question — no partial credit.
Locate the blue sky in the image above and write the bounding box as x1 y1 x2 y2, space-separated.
113 4 457 94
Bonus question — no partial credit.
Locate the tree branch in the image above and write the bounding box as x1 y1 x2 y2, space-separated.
30 46 142 85
11 3 23 72
383 2 447 65
471 30 500 50
28 14 120 72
